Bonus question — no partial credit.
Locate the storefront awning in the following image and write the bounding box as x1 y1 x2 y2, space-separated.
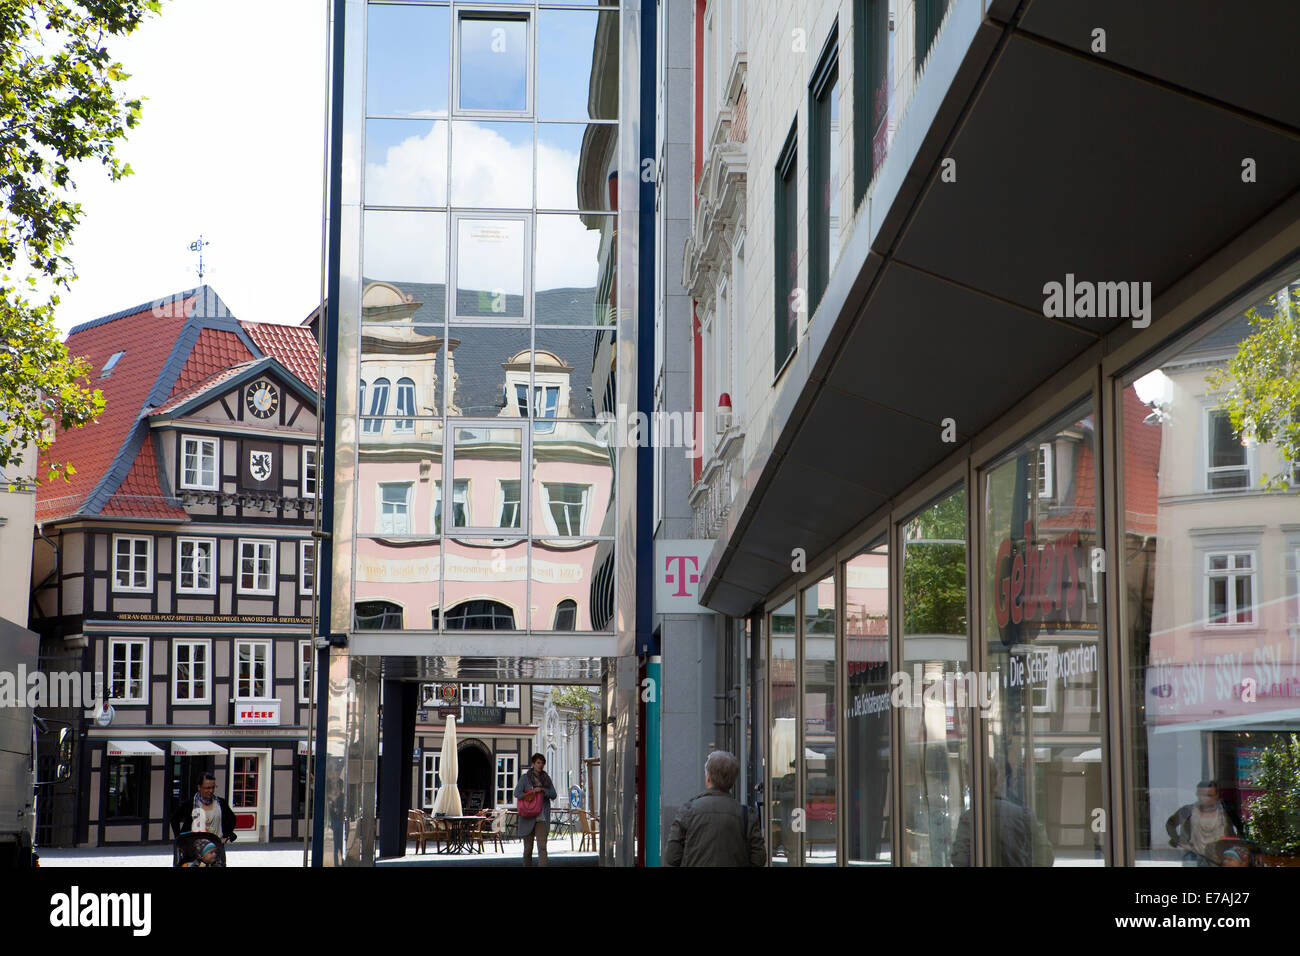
106 740 164 757
171 740 227 756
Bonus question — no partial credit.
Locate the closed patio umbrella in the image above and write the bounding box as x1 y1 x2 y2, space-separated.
431 715 462 816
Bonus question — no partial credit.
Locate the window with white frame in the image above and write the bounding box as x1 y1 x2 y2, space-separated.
181 435 218 490
109 639 147 703
1206 408 1251 491
1037 443 1054 499
238 539 276 594
173 640 210 704
1206 551 1256 626
378 483 413 535
498 479 522 529
422 752 442 809
235 641 271 699
513 384 559 434
363 377 389 433
434 479 469 534
177 537 216 593
394 377 416 433
462 683 485 706
496 753 518 806
495 683 519 708
302 446 318 498
299 640 312 703
113 536 152 591
542 482 589 535
300 540 315 594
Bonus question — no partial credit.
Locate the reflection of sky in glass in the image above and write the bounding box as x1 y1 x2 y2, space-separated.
538 11 605 120
457 219 525 315
365 119 447 206
536 123 582 209
536 214 608 325
367 4 449 117
365 210 446 285
459 17 528 111
450 121 532 207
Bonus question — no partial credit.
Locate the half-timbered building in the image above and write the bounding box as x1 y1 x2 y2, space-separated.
31 286 320 847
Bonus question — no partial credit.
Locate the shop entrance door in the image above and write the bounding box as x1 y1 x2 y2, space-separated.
230 749 270 842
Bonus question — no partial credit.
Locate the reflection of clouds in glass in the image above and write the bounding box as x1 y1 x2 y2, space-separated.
457 219 524 296
365 210 446 285
537 10 598 120
537 126 581 209
365 120 447 207
450 121 532 208
536 216 601 292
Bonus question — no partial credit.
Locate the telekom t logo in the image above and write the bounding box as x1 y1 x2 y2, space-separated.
664 554 700 597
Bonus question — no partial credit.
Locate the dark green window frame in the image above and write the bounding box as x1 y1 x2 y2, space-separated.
853 0 890 207
808 24 839 317
915 0 950 72
774 122 799 377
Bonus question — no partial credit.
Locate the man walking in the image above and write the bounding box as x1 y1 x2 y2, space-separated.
665 751 765 866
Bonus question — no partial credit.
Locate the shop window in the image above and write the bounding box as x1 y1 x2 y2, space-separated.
1205 551 1256 627
774 123 798 376
113 535 152 592
901 486 970 867
808 27 839 316
768 598 798 866
1123 267 1300 865
844 540 891 865
981 405 1100 866
105 757 148 820
803 573 837 866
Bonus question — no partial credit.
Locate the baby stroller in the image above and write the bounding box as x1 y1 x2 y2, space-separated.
173 830 228 867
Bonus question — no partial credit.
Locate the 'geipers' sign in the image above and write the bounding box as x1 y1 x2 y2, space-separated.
992 523 1088 638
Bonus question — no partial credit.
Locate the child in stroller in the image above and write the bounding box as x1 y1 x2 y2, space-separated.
174 831 227 867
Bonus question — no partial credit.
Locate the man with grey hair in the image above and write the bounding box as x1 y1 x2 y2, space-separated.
664 750 765 866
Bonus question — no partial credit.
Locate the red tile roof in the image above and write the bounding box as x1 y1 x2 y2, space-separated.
167 328 254 402
1122 385 1161 538
240 321 320 389
35 287 319 524
35 295 193 523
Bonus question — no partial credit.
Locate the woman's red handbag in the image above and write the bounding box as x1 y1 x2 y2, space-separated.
517 790 544 819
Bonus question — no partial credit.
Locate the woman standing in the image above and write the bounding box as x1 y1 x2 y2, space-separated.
514 753 558 866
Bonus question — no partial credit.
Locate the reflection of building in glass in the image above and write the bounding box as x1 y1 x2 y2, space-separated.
321 0 630 864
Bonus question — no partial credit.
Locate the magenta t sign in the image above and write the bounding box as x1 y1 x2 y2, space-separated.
653 540 714 613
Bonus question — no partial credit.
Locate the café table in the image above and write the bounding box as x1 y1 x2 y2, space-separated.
434 815 485 854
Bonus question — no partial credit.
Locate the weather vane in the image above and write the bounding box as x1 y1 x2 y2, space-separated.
188 235 210 283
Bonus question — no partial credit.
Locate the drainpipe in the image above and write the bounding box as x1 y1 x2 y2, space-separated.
31 522 59 616
645 654 662 865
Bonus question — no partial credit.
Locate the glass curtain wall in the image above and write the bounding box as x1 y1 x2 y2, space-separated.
981 405 1104 866
845 540 891 864
803 574 836 864
356 1 620 637
900 487 971 866
768 598 798 865
1123 268 1300 867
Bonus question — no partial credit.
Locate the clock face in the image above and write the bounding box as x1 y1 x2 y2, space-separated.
246 379 279 419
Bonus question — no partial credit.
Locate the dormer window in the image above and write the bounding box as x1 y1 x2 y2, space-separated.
181 436 219 491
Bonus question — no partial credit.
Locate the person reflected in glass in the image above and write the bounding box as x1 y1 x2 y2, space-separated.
951 764 1054 866
515 753 557 867
1166 780 1240 866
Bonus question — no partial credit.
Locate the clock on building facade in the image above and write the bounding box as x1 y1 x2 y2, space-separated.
246 378 280 419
